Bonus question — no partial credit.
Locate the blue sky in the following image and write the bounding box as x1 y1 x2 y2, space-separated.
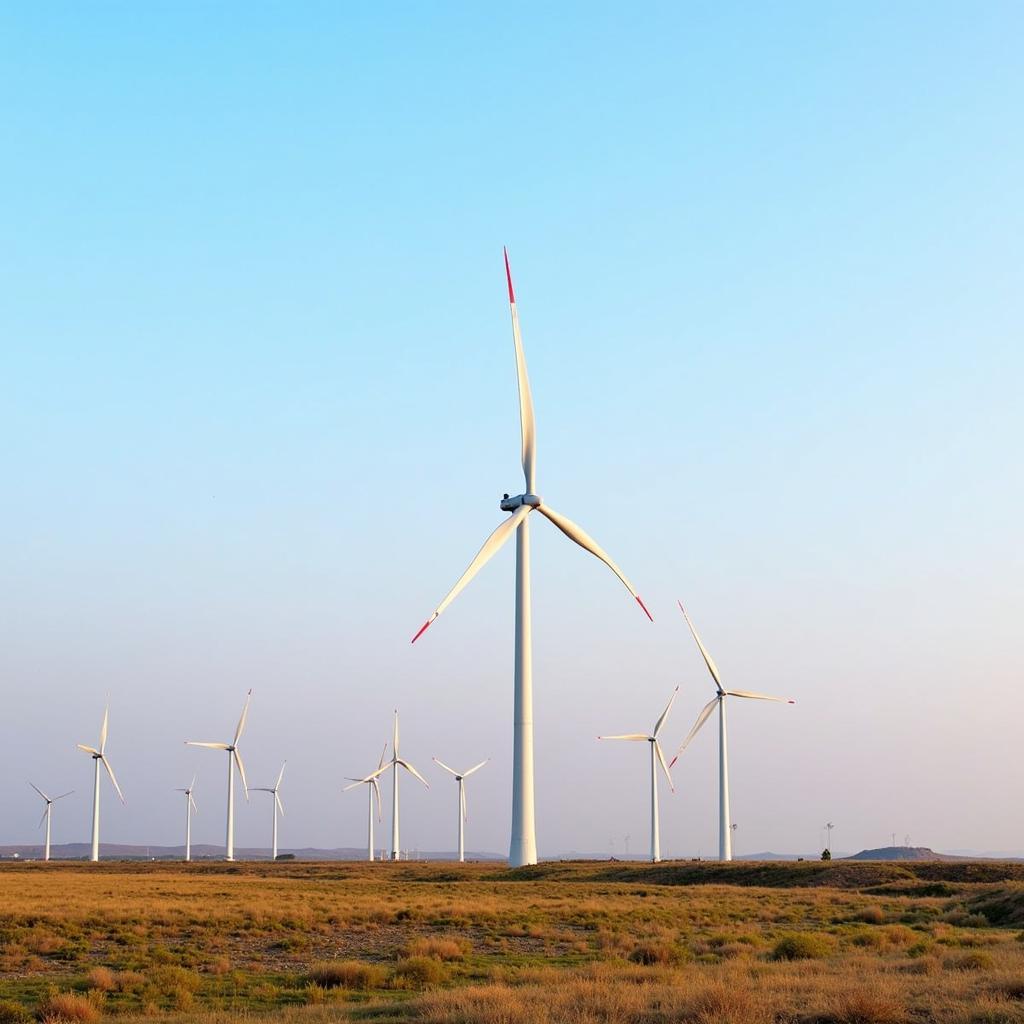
2 2 1022 858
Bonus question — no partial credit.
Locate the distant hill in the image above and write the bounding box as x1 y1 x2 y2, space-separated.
845 846 966 862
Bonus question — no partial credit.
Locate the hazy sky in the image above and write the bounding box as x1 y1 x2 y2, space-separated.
2 3 1022 859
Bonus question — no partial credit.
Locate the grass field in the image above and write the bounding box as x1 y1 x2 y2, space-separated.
2 859 1024 1022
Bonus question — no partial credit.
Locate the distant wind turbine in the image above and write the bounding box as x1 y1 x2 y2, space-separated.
387 711 428 861
77 705 125 862
412 249 652 866
432 757 489 862
252 762 287 862
185 690 251 862
175 775 198 862
670 603 795 862
28 783 73 862
599 686 677 863
343 743 388 861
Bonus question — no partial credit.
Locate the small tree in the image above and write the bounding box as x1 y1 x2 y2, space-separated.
821 848 832 861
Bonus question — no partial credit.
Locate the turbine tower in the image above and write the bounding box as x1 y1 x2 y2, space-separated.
432 757 489 862
598 686 677 863
28 783 73 862
412 249 652 866
670 603 795 862
387 710 428 861
252 762 287 862
344 743 388 861
185 690 251 861
77 705 125 862
175 775 198 862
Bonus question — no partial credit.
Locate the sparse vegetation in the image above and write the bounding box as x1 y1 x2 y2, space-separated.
0 860 1023 1022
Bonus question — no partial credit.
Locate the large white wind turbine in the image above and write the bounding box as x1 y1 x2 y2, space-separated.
175 775 198 862
28 783 73 862
77 705 125 862
598 686 677 863
386 710 428 861
670 603 795 861
185 690 251 862
252 762 286 862
343 743 388 861
432 757 488 863
412 249 652 866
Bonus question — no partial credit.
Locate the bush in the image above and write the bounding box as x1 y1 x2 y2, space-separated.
392 956 446 988
404 936 468 961
948 951 994 972
0 1001 30 1024
36 992 100 1024
857 906 886 925
771 932 835 961
629 941 681 966
307 960 386 990
84 968 115 993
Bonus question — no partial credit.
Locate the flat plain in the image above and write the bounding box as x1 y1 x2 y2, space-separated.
2 859 1024 1023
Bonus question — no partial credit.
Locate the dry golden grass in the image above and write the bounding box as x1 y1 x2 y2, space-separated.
1 860 1023 1022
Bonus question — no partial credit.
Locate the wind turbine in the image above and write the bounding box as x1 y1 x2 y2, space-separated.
252 762 286 862
598 687 677 863
175 775 198 862
432 757 488 862
670 603 795 862
28 784 73 862
185 689 251 861
412 249 652 866
77 705 125 862
387 710 428 861
344 743 388 861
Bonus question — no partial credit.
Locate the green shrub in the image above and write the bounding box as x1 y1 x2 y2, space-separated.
771 932 835 961
307 960 386 990
0 1000 30 1024
629 941 682 966
392 956 446 988
949 951 994 972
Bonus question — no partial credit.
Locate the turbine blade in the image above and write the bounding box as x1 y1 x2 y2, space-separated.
726 689 795 704
462 759 488 778
234 689 252 745
185 741 230 750
397 758 429 788
537 505 652 620
461 783 468 822
393 710 399 756
77 745 100 756
53 791 74 802
597 733 648 741
653 686 680 738
99 706 109 754
372 778 382 820
377 742 388 771
28 782 49 802
250 788 274 793
432 757 459 777
275 762 287 790
190 795 198 813
412 506 531 642
342 779 364 792
655 740 674 792
234 748 249 799
190 773 198 791
101 757 125 804
504 247 536 493
677 601 724 691
38 808 49 830
669 697 719 767
276 793 284 817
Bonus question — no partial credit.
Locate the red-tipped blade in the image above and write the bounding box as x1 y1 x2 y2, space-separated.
669 756 678 769
788 700 796 704
636 595 654 621
411 619 432 644
503 246 515 304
